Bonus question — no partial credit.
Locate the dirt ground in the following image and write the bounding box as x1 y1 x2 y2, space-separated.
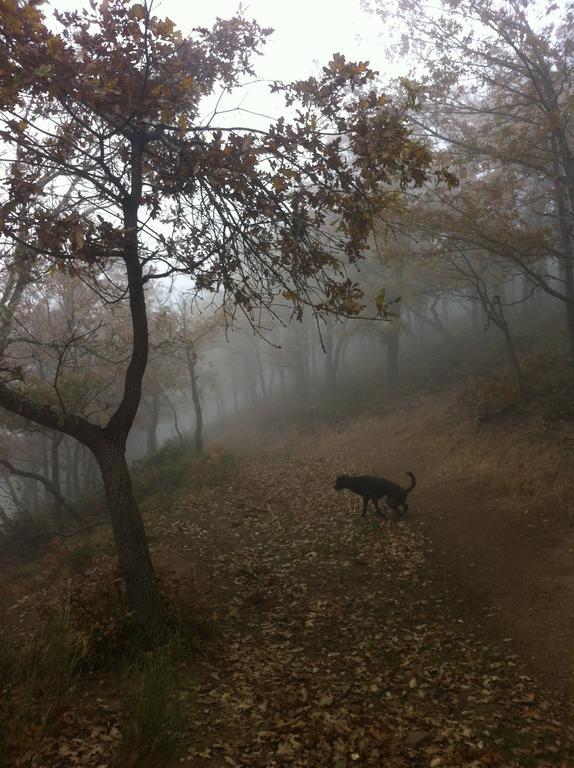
4 381 574 766
223 385 574 706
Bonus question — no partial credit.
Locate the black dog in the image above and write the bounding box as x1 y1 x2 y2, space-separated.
334 472 416 518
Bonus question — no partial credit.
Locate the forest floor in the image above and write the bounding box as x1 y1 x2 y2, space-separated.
2 379 574 767
222 380 574 704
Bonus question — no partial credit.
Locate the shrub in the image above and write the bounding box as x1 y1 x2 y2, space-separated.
460 370 519 421
131 437 237 502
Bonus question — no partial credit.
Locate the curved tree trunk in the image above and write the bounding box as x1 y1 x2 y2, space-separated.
94 437 162 628
164 392 184 442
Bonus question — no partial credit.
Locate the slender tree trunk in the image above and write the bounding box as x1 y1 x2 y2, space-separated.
501 322 524 397
41 433 50 506
72 442 82 499
232 373 239 412
255 344 267 401
94 438 162 628
215 385 225 421
0 502 12 533
50 433 64 526
550 132 574 368
185 344 203 453
163 392 183 442
492 296 523 397
410 302 453 343
4 475 28 521
278 364 286 397
325 328 346 392
146 388 161 454
384 299 402 392
64 440 73 500
385 331 400 391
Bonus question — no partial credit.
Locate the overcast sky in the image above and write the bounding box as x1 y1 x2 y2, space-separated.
157 0 387 81
49 0 397 128
155 0 394 127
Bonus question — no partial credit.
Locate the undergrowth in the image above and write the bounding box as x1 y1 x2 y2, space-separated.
113 637 191 768
0 437 228 766
0 566 205 766
460 352 574 424
132 437 238 503
0 599 87 765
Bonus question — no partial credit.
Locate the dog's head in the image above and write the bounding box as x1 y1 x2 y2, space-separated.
334 475 350 491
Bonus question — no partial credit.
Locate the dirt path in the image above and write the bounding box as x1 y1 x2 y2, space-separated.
221 389 574 706
158 455 572 766
6 430 574 767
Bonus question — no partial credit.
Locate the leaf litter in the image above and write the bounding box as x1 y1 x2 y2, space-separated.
5 454 573 766
163 456 572 767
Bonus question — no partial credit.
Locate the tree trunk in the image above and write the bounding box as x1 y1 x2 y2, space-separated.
0 502 12 533
492 296 524 397
146 388 161 454
71 441 82 499
94 438 162 628
0 132 163 629
164 392 184 442
50 432 64 525
501 321 524 397
41 432 50 506
255 344 267 401
185 344 203 453
385 331 400 391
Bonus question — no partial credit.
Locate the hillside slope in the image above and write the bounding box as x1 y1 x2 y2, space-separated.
3 381 574 766
223 384 574 702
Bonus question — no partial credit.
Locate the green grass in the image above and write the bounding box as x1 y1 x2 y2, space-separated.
0 599 87 764
113 637 191 768
132 437 238 505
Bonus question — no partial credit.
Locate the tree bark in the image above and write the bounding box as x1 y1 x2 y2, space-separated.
94 437 162 628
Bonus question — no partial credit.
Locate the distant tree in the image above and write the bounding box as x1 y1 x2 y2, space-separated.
364 0 574 362
0 0 442 626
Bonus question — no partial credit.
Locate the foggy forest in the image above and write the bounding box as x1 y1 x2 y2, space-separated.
0 0 573 765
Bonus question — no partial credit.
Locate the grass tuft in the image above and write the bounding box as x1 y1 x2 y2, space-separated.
113 637 190 768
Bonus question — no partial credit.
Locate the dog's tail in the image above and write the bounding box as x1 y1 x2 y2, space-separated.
405 472 416 493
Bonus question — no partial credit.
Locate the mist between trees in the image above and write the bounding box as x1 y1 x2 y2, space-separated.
0 0 572 628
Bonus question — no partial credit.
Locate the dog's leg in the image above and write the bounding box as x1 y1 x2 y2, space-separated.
373 498 384 517
362 496 368 516
391 501 407 519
